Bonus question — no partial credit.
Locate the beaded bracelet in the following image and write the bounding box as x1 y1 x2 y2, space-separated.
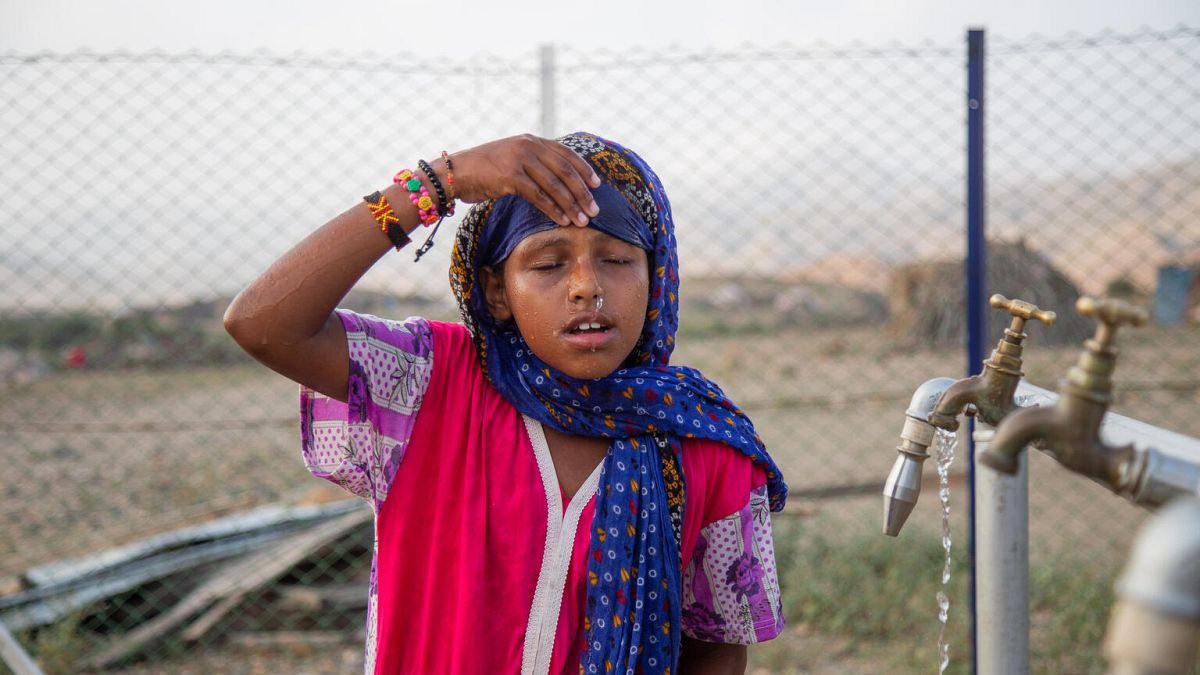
417 159 453 217
363 191 411 251
393 169 440 227
441 151 456 202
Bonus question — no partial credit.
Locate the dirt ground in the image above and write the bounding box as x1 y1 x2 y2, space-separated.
2 321 1197 673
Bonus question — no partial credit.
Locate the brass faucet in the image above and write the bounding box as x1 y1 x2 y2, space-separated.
882 294 1055 536
981 297 1150 487
927 294 1057 431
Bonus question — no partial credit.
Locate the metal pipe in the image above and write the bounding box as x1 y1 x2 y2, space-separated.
965 29 987 671
974 428 1030 675
0 620 44 675
539 44 556 138
1103 497 1200 675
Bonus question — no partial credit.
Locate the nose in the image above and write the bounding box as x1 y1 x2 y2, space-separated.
569 258 602 304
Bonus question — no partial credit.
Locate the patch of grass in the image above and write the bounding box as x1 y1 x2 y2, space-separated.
759 521 1121 674
1029 556 1120 674
18 611 98 675
773 522 970 674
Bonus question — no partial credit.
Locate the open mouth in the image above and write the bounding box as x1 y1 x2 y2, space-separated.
567 322 611 335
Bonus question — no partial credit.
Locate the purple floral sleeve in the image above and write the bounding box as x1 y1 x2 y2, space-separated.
681 484 784 644
299 311 433 510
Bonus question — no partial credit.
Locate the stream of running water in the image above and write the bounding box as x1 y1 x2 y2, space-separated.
934 427 957 675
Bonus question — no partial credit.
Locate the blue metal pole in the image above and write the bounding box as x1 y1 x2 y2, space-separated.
966 28 986 674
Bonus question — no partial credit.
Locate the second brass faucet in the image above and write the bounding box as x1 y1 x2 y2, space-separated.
981 297 1149 487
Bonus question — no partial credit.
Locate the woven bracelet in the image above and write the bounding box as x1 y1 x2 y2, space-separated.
363 191 411 251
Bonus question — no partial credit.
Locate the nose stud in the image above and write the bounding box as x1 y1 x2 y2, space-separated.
596 296 604 312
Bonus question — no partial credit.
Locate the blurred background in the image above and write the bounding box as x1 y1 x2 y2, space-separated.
2 1 1199 673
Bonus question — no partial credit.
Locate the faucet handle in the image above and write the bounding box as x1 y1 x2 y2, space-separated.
990 294 1057 334
1077 296 1149 349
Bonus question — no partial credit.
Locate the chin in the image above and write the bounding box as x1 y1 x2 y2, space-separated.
554 355 624 380
561 365 619 380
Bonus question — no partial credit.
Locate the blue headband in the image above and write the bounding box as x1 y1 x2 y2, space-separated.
478 180 653 268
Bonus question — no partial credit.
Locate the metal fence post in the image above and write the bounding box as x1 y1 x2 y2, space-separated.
540 44 556 138
0 621 45 675
966 26 987 674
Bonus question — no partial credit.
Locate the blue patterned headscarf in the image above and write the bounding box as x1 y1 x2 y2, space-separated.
450 132 787 674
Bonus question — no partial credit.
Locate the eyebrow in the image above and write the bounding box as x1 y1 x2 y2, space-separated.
518 229 637 257
522 234 572 254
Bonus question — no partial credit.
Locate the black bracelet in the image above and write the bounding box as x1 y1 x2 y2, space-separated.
417 159 450 217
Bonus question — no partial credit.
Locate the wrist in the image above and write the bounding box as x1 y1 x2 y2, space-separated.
381 182 421 234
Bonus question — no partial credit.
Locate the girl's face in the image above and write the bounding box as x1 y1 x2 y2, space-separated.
482 226 650 380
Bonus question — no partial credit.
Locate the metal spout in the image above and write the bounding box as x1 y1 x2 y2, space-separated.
882 377 956 536
1103 497 1200 675
883 452 925 537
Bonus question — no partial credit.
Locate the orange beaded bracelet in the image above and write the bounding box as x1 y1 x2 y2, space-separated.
441 150 456 203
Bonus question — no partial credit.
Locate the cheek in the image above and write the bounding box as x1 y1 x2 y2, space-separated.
635 269 650 304
505 277 556 332
620 272 651 328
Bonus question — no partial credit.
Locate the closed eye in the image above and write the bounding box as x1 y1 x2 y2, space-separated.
604 257 633 265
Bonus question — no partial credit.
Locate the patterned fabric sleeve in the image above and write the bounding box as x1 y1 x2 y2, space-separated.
680 484 785 644
299 311 434 510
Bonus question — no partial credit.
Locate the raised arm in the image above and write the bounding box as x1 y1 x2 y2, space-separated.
223 134 601 400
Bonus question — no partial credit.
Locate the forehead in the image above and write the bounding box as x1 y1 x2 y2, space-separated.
511 226 644 256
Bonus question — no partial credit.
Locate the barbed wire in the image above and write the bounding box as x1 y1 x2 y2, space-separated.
0 49 533 76
5 25 1189 74
991 24 1199 54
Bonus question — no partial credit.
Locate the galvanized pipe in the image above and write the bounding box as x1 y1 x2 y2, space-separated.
974 428 1030 675
0 620 44 675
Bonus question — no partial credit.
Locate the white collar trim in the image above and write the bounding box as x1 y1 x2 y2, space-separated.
519 415 604 675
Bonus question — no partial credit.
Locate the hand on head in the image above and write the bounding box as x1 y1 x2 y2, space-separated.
448 134 602 227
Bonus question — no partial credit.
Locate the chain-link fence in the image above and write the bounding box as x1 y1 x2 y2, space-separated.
1 26 1197 674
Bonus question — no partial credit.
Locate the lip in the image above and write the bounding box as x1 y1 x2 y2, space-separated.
559 312 618 350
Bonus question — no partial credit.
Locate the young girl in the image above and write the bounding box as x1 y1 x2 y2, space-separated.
225 132 788 675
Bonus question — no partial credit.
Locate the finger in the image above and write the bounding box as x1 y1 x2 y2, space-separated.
547 142 600 213
524 162 590 227
549 139 604 189
513 175 571 226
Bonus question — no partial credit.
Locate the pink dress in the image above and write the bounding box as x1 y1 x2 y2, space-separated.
300 312 783 674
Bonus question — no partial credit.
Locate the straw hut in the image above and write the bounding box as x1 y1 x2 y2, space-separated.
888 240 1093 347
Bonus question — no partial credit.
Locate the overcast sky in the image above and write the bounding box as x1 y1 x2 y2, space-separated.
3 0 1198 55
